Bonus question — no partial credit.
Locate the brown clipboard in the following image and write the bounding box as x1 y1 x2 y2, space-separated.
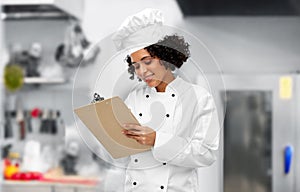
74 96 150 159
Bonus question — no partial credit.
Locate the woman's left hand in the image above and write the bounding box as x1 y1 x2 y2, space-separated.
122 124 156 146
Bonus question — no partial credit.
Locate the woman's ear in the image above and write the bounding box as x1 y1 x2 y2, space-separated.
159 60 170 70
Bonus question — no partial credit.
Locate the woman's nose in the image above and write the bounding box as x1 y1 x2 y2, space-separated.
139 63 148 73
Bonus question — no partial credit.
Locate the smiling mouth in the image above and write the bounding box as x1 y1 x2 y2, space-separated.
143 74 154 82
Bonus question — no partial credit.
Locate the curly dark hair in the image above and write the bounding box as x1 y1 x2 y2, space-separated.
125 34 190 80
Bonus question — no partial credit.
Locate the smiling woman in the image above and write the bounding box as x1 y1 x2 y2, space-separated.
130 49 173 92
126 35 190 92
99 8 220 192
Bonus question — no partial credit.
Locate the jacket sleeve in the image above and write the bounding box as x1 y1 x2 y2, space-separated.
152 93 220 168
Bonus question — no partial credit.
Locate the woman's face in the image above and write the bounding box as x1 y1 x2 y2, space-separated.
130 49 173 88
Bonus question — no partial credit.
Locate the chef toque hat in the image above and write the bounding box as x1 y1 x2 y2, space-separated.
112 8 166 53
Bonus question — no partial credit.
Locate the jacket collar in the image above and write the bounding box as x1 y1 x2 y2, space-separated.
148 76 191 95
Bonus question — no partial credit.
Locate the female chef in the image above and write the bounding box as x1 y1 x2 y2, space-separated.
109 8 220 192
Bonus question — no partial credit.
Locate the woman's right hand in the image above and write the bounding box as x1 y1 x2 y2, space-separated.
122 124 156 146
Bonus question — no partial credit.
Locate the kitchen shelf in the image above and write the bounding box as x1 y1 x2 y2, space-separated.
2 0 83 20
0 138 15 147
24 77 66 84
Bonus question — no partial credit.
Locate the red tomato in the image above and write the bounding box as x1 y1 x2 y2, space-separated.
33 172 43 180
11 172 22 180
20 172 32 180
28 172 43 180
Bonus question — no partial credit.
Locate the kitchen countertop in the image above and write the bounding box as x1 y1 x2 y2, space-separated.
3 180 99 187
2 179 101 192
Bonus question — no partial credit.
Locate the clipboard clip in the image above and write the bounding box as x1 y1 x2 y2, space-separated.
91 93 104 103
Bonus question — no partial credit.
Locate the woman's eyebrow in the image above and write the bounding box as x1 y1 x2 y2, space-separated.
132 56 151 64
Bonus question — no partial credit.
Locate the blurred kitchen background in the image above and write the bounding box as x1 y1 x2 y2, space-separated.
0 0 300 192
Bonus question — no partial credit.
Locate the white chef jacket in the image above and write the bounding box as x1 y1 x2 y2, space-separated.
102 76 220 192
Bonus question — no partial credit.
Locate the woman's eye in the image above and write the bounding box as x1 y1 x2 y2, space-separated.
143 59 152 65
